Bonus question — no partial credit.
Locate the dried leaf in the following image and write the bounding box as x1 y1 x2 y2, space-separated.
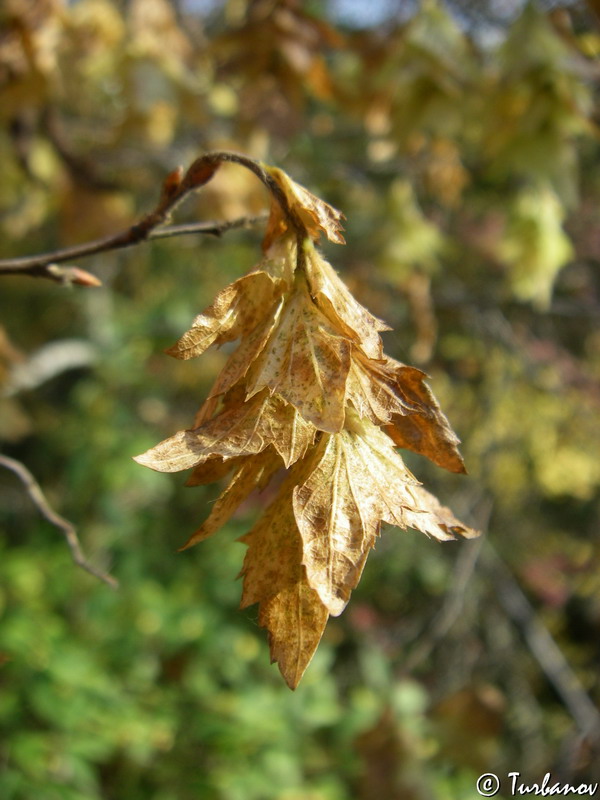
258 581 328 690
264 165 345 245
347 353 466 473
293 416 476 616
384 364 466 474
246 278 351 433
259 233 297 287
347 353 421 423
134 390 314 471
204 298 285 404
239 462 329 688
305 247 389 360
180 448 282 550
166 271 284 360
133 158 477 689
185 455 240 487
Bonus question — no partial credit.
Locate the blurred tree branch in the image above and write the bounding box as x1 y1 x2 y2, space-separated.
0 454 118 589
485 546 600 741
0 150 277 285
0 214 268 285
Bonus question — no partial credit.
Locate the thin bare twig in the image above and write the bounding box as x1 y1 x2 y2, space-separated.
0 454 118 589
149 213 268 241
0 150 294 285
485 545 600 739
0 214 269 282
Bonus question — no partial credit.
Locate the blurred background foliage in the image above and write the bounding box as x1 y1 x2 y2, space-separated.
1 0 600 797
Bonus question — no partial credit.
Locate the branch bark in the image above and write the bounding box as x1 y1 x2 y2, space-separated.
0 149 292 285
0 454 118 589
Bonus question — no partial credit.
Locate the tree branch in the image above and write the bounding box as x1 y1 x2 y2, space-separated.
0 149 294 285
485 545 600 739
0 454 118 589
0 214 269 283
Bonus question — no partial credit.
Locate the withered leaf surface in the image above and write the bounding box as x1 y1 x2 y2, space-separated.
306 248 389 360
347 352 423 424
134 389 314 471
265 165 346 245
258 581 328 691
204 299 285 406
180 448 282 550
185 455 240 487
245 280 351 433
293 417 476 616
384 363 466 474
258 232 297 287
239 462 329 689
134 160 477 689
166 271 284 360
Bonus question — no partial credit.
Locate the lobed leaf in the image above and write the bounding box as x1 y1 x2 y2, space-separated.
305 247 389 360
134 390 314 472
166 270 284 360
384 363 466 474
264 165 346 245
239 460 329 688
293 417 476 616
245 279 351 433
180 448 282 550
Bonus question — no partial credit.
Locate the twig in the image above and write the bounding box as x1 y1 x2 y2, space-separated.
149 213 268 241
402 496 491 672
485 545 600 739
0 214 269 281
0 454 118 589
0 149 295 285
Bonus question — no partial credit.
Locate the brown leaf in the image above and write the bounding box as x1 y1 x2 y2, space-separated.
245 278 351 433
134 389 314 471
166 270 284 360
239 461 329 688
293 416 477 616
202 298 285 409
180 448 282 550
259 233 297 288
258 580 329 690
347 353 422 423
185 455 240 487
264 165 345 245
401 484 479 543
346 354 465 472
305 247 389 360
384 365 466 474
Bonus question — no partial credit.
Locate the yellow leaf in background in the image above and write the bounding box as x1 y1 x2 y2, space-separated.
381 180 445 280
499 184 573 309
